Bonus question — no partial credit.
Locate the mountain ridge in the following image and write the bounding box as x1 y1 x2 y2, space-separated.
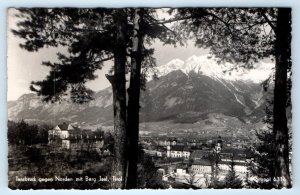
8 55 272 127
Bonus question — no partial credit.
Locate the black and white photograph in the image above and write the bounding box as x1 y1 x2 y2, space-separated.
7 7 292 189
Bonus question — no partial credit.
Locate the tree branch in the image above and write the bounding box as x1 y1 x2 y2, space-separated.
149 16 194 25
105 74 115 85
98 56 114 63
261 12 276 31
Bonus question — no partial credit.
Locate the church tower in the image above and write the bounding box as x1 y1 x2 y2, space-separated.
215 136 223 153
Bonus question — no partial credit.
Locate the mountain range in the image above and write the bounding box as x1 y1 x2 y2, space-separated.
8 55 273 128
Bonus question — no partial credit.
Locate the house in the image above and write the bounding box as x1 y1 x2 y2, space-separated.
219 148 251 163
167 145 191 159
167 138 178 146
190 159 212 174
187 139 203 148
156 146 166 157
144 146 166 157
218 147 251 174
176 168 187 175
218 161 248 174
48 123 81 140
156 138 178 147
190 159 248 175
48 123 104 151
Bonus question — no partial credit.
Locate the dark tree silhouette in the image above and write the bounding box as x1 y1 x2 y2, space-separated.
272 8 292 187
125 8 144 188
8 120 42 146
222 158 243 188
248 130 277 188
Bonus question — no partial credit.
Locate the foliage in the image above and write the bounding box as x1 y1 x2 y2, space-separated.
247 99 278 188
174 8 276 66
8 141 112 189
103 131 114 152
24 146 44 163
12 8 176 103
7 120 50 145
136 146 167 189
202 153 223 188
184 170 200 187
247 91 283 188
222 159 243 188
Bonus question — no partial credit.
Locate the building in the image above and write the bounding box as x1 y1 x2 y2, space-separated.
218 161 248 174
48 122 104 151
190 150 212 161
48 123 80 140
190 159 212 174
189 136 250 175
218 147 251 174
215 136 223 153
191 159 248 175
167 145 191 159
156 147 166 157
219 148 251 163
155 138 177 146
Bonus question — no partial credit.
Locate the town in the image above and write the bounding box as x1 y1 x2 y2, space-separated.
47 122 254 188
8 116 291 189
140 135 252 187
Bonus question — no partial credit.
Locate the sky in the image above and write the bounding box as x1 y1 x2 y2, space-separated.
7 8 209 101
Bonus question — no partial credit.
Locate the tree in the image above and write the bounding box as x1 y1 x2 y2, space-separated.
8 120 39 146
173 8 292 187
222 158 243 188
184 169 200 188
248 130 277 188
272 8 292 187
125 8 178 188
204 152 222 188
105 9 128 189
247 86 286 188
135 145 166 189
7 120 18 145
125 8 144 188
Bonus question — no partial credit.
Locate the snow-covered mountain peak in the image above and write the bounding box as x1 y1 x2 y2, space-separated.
158 59 184 76
158 54 231 79
184 55 228 77
166 58 184 67
156 54 274 83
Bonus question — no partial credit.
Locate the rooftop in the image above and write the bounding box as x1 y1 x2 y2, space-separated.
192 159 212 166
56 122 80 131
219 160 249 166
170 145 189 151
190 150 212 159
220 148 251 157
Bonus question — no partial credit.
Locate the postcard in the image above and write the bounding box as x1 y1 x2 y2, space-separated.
7 7 292 189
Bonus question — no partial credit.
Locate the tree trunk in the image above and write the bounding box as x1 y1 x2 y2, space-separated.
273 8 292 188
125 8 144 189
106 10 128 189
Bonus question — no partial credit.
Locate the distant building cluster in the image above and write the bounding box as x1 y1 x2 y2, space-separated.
48 123 104 152
141 135 251 177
